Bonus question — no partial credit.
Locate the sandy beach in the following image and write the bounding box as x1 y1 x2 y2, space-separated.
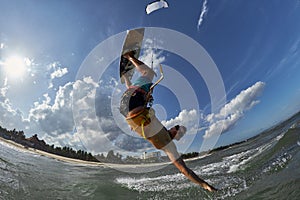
0 137 103 166
0 136 208 171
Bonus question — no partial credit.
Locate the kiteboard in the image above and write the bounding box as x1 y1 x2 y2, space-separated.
119 28 145 84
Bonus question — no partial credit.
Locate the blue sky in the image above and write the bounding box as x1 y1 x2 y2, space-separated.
0 0 300 156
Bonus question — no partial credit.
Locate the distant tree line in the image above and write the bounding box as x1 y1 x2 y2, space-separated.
181 152 200 159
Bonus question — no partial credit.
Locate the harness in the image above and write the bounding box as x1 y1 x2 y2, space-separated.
120 85 153 139
120 65 164 138
119 85 150 117
125 106 152 139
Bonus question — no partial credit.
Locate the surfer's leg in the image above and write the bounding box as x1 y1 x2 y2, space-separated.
162 142 217 192
124 52 156 81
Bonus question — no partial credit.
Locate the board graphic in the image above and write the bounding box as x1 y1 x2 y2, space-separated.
119 28 145 84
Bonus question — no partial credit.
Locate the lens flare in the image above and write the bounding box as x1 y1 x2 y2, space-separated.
3 55 29 79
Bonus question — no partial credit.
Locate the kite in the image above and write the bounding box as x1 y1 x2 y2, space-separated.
146 0 169 15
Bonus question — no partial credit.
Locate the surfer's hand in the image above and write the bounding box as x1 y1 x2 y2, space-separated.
123 51 135 59
203 183 218 192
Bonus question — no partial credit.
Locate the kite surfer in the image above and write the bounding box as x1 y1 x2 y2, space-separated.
119 51 217 192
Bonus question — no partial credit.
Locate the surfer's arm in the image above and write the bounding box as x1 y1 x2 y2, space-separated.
123 73 132 89
162 142 217 192
124 52 156 80
172 157 217 192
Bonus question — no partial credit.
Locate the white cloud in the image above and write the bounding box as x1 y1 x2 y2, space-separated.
162 109 200 134
203 81 265 138
69 77 125 154
0 80 29 131
50 67 68 79
197 0 209 30
27 77 100 149
24 57 32 66
47 62 68 88
29 82 74 137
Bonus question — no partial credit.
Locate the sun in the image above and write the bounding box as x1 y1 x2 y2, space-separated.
3 55 29 79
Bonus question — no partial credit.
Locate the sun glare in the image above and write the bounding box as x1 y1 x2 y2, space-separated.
3 55 29 79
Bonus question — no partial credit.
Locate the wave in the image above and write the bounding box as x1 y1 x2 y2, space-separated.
116 173 189 192
1 113 297 200
226 129 288 173
115 124 300 200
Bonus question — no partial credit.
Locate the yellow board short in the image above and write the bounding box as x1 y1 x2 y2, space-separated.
126 107 172 149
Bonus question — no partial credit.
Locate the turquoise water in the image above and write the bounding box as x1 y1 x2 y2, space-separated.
1 113 300 199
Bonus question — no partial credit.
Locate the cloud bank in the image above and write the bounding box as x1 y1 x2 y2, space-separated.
203 81 265 138
160 81 265 141
0 39 265 155
0 50 266 153
0 63 265 154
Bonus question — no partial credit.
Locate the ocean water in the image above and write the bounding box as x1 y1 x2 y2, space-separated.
1 114 300 199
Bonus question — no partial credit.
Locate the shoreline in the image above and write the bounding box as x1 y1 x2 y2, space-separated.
0 137 103 166
0 137 209 168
